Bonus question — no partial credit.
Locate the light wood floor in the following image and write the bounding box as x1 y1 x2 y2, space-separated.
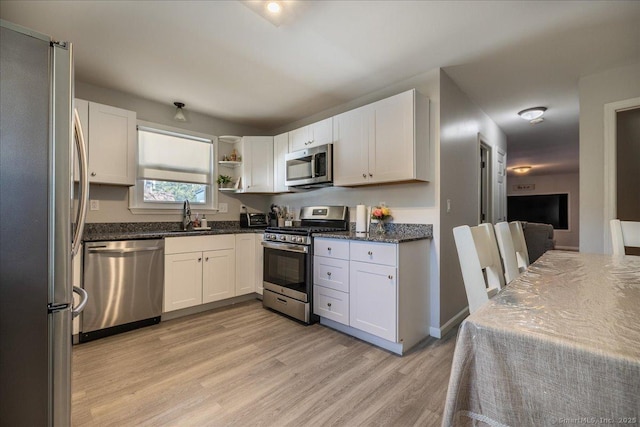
72 300 457 426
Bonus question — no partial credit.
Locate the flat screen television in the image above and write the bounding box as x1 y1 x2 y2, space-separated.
507 193 568 230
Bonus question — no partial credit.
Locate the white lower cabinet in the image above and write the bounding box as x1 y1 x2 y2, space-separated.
164 235 237 313
313 237 430 355
202 249 235 303
165 252 204 311
235 234 256 295
314 285 349 325
349 260 396 341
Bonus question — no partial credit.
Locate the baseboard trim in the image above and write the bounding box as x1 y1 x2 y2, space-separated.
555 246 579 252
429 306 469 338
161 293 259 321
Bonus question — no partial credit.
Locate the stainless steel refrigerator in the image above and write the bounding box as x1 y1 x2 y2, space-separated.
0 20 89 426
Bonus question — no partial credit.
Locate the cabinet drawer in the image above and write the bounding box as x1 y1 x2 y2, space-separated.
314 285 349 325
350 241 397 266
314 238 349 260
314 256 349 292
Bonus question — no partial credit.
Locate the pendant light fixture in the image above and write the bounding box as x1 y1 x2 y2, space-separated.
173 102 186 122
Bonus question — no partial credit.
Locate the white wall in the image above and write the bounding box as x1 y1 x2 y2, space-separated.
75 81 271 223
438 70 507 328
507 173 579 249
578 62 640 253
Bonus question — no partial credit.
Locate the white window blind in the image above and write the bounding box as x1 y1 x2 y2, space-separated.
137 127 212 184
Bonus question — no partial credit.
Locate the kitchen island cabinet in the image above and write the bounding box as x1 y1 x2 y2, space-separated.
333 89 429 187
74 99 136 186
313 236 430 355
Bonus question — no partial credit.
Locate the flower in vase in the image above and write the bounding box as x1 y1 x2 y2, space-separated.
371 206 392 222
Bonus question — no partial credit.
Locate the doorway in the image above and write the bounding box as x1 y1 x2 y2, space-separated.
479 139 492 224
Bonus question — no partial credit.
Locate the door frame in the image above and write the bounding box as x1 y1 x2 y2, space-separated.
478 134 492 224
603 97 640 253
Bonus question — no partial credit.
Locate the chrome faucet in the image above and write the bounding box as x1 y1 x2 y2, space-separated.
182 200 192 230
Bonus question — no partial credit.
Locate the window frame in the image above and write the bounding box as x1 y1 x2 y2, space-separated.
129 120 219 215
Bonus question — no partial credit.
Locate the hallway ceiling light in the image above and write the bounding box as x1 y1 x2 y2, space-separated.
266 1 281 14
173 102 186 122
513 166 532 174
518 107 547 124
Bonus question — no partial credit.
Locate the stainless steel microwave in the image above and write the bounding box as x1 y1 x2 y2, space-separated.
285 144 333 188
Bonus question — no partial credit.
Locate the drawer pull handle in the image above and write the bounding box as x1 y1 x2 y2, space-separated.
327 272 332 277
368 251 373 256
369 173 373 177
388 275 393 279
205 257 209 261
362 173 367 178
198 257 202 262
327 302 332 307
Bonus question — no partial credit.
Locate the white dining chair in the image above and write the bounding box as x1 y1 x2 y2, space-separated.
453 223 506 314
610 219 640 255
494 222 521 284
509 221 530 270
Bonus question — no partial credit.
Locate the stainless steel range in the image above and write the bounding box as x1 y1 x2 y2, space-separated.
262 206 349 323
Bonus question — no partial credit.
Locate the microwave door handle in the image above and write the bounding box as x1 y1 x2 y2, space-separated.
311 153 317 177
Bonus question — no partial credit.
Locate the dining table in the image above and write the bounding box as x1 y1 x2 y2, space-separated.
442 250 640 427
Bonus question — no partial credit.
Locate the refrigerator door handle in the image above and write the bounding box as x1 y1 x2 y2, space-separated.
71 286 88 318
72 108 89 257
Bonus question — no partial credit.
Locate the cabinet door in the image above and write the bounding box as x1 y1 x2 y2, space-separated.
349 261 397 341
273 133 289 193
87 102 136 185
235 234 256 295
164 252 203 312
202 249 235 303
255 234 264 295
333 106 370 186
309 117 333 147
243 136 273 193
289 125 310 152
370 90 415 183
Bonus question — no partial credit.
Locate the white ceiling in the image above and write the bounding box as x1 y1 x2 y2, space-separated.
1 1 639 176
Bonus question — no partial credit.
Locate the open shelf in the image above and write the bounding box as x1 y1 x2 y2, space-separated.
218 161 242 168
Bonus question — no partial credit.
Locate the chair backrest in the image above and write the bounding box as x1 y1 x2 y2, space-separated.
453 223 505 314
610 219 640 255
494 222 520 284
509 221 530 270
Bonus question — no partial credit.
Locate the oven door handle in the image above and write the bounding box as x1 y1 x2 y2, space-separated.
262 241 309 254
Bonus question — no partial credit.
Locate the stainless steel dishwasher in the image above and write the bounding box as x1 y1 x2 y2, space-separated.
80 239 164 342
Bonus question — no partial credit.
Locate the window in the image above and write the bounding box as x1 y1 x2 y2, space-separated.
129 124 216 213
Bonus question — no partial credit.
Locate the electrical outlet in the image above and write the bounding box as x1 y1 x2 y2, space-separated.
90 199 99 211
218 203 228 213
446 199 451 213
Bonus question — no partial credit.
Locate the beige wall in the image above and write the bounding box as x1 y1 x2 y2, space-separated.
507 173 579 249
578 62 640 253
438 70 507 328
75 81 271 223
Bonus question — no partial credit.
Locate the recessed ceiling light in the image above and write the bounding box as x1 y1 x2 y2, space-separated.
512 166 532 174
518 107 547 122
266 1 281 14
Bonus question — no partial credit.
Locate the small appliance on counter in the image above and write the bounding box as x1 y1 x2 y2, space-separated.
240 212 268 228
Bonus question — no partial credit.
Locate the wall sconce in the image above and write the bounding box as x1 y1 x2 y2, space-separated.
173 102 186 122
518 107 546 124
512 166 532 174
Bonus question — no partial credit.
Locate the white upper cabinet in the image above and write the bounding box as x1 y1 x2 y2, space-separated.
289 117 333 152
333 89 429 186
273 132 290 193
242 136 274 193
81 101 136 186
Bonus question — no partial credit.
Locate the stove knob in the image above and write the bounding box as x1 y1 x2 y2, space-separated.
296 236 303 243
279 235 286 241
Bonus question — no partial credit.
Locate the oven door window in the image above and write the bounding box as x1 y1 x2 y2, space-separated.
263 247 306 294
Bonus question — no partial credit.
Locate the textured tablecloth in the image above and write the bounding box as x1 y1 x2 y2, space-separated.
442 251 640 427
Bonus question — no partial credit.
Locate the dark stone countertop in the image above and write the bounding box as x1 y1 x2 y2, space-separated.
82 221 265 242
314 223 432 244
